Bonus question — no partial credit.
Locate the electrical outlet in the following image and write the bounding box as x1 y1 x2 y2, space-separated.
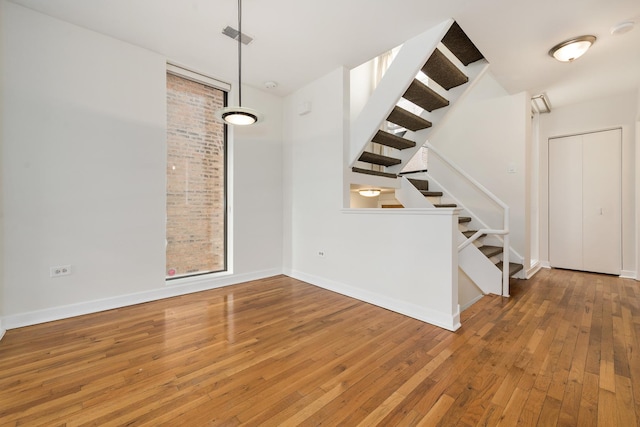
317 250 325 257
50 265 72 278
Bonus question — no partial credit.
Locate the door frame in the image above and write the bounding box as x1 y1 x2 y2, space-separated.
547 127 623 275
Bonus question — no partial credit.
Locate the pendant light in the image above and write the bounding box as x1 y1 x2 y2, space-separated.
217 0 263 125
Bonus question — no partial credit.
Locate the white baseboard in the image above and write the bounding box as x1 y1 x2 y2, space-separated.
2 268 282 331
526 261 543 279
286 270 461 331
620 270 637 280
0 318 5 342
540 261 551 269
460 293 484 312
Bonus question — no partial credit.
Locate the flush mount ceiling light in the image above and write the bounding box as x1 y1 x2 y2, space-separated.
359 189 381 197
548 35 596 62
216 0 263 125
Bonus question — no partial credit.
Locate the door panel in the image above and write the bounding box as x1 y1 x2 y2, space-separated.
549 135 583 270
582 129 621 274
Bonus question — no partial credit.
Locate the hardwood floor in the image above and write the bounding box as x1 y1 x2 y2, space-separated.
0 269 638 426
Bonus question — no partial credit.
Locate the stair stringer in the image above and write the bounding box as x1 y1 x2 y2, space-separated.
350 19 453 165
348 170 400 190
395 177 433 208
458 232 501 295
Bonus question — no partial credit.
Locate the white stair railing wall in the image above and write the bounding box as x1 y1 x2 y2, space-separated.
422 142 518 296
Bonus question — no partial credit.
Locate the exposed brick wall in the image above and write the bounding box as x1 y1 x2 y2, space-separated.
166 73 226 278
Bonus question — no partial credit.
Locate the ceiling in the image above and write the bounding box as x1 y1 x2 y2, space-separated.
9 0 640 108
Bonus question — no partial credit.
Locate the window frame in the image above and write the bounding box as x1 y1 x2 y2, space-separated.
165 63 231 282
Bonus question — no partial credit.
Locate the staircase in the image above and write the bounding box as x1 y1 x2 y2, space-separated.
351 21 486 181
350 20 523 297
407 176 524 281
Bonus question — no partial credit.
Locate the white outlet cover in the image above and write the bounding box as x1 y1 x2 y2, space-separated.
50 265 72 277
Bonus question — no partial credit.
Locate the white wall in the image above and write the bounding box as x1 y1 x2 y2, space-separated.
428 72 530 267
637 88 640 279
349 59 375 123
231 85 284 275
0 2 283 329
637 89 640 278
0 1 5 338
283 68 461 330
539 91 637 277
529 112 541 272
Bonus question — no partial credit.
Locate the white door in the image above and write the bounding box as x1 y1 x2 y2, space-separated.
548 129 621 275
549 135 583 271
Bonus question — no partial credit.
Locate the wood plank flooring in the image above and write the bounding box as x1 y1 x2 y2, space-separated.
0 269 639 426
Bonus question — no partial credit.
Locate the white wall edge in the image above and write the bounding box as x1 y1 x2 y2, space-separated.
0 319 5 342
620 270 636 280
285 270 461 331
526 261 543 279
341 208 457 216
460 293 484 312
2 268 282 330
540 261 551 269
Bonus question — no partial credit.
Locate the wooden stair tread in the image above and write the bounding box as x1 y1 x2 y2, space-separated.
382 204 404 208
463 230 486 238
421 190 443 197
441 22 485 66
422 48 469 90
358 151 401 167
458 216 472 223
479 245 503 258
351 167 397 179
387 106 432 131
434 203 457 208
372 130 416 150
407 178 429 191
403 79 449 112
496 262 524 277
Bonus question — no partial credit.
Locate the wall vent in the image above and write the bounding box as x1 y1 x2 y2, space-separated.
222 26 253 45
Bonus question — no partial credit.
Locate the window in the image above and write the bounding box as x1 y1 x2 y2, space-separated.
165 67 228 279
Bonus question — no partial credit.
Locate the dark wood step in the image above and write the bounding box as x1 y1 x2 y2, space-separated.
358 151 401 167
441 22 484 66
381 204 403 209
479 245 503 258
403 79 449 112
351 167 397 179
459 216 472 224
434 203 457 208
496 262 524 277
371 130 416 150
463 230 486 238
407 178 429 191
421 190 443 197
386 106 432 131
422 48 469 90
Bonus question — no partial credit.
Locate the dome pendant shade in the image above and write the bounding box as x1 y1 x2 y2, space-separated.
549 35 596 62
219 106 262 125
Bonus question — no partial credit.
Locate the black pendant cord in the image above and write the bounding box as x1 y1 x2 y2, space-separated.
237 0 242 107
